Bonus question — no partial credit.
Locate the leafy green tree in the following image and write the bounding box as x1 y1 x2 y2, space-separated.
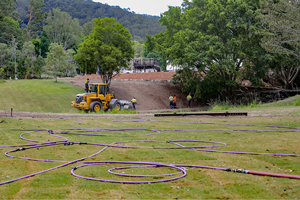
82 19 95 36
258 0 300 89
149 0 265 102
260 0 300 58
133 41 144 58
65 49 77 77
0 43 11 78
43 8 83 50
44 43 68 82
40 31 50 57
23 0 46 41
0 0 23 44
75 17 134 91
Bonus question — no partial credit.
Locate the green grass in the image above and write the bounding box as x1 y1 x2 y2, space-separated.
0 116 299 199
0 80 300 199
209 95 300 111
0 80 83 113
0 80 136 114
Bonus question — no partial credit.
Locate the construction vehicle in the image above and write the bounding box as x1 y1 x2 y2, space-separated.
71 83 133 112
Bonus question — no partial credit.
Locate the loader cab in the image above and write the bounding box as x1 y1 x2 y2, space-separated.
89 84 106 95
89 83 107 101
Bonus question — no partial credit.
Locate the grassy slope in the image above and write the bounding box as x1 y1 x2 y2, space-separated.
0 80 84 113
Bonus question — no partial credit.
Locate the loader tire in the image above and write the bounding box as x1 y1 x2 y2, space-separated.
112 101 122 111
90 101 102 112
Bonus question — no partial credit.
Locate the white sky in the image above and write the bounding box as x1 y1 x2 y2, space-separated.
93 0 183 16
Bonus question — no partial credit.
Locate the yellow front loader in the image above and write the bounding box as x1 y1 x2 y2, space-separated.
71 83 123 112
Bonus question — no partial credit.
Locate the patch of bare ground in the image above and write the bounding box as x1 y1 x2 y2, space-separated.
69 73 202 112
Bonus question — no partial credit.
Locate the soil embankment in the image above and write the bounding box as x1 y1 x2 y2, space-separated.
69 72 202 112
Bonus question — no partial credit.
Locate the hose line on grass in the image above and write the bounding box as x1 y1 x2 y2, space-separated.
0 120 300 185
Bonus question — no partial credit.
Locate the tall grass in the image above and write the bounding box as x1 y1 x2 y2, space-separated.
209 95 300 111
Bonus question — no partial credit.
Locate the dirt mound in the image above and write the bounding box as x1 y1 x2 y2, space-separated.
70 72 200 112
76 72 176 81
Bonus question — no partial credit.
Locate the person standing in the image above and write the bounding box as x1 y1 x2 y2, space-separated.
187 93 192 107
173 95 177 109
131 97 137 109
169 95 173 109
85 78 89 93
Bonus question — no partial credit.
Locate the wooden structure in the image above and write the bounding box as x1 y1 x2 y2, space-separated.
133 58 161 72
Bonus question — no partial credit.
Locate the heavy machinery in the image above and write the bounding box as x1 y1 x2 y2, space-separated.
71 83 133 112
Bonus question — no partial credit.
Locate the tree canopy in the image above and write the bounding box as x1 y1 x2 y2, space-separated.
147 0 266 102
75 17 134 90
260 0 300 58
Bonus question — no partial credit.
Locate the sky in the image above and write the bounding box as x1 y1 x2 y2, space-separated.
93 0 183 16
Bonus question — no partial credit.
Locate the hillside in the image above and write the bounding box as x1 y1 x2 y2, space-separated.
70 72 202 112
16 0 166 42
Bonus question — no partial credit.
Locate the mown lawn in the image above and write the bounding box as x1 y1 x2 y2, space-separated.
0 116 299 199
0 80 83 113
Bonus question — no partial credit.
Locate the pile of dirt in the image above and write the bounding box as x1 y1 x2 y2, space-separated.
76 72 176 81
70 72 201 112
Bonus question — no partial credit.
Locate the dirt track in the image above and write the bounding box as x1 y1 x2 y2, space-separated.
69 72 202 112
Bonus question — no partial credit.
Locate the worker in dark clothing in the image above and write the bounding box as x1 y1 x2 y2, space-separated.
131 97 137 109
85 78 89 93
187 93 192 107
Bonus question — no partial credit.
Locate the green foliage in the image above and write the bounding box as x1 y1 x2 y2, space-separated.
75 17 134 91
259 0 300 58
44 43 69 82
16 0 166 42
152 0 265 103
43 8 83 50
23 0 46 41
133 41 144 58
0 0 23 44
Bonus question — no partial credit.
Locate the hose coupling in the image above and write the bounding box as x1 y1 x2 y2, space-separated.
48 130 54 134
64 142 74 146
226 168 249 174
72 167 77 171
79 142 87 145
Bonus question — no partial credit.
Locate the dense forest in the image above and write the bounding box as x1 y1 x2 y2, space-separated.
15 0 166 42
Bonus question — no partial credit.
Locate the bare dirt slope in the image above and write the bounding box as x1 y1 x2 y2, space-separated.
69 72 201 112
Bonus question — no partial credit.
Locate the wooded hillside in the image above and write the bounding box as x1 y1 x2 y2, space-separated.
16 0 166 42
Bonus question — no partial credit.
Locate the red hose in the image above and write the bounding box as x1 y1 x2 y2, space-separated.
248 170 300 179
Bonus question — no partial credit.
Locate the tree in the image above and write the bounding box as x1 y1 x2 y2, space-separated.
0 43 10 78
148 0 265 102
133 40 144 58
44 43 68 82
260 0 300 58
24 0 46 41
75 17 134 91
82 19 95 36
258 0 300 89
43 8 83 50
0 0 23 44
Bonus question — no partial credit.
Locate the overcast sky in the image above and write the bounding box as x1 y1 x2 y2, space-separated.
93 0 183 16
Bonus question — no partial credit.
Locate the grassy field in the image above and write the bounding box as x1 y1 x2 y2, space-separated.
0 116 299 199
0 80 300 199
0 80 83 113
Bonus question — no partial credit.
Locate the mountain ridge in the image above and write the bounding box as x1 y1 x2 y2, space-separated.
16 0 166 42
